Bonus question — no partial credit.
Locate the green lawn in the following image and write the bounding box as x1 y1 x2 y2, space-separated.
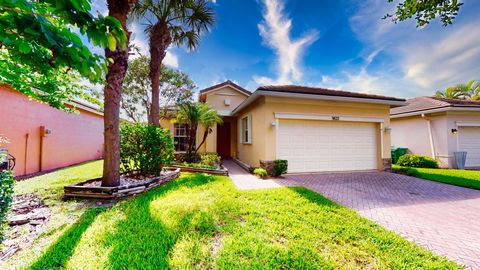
3 162 460 269
393 165 480 190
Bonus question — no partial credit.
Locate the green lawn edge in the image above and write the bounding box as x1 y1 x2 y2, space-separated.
392 165 480 190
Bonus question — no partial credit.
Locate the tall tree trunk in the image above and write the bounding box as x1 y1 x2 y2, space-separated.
102 0 133 187
148 23 171 126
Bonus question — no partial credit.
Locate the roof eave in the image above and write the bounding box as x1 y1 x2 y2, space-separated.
391 106 480 118
232 90 407 116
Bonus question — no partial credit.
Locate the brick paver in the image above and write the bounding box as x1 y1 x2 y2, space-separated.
224 160 480 269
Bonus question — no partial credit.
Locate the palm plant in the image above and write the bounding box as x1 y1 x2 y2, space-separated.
176 102 222 162
131 0 215 126
435 80 480 101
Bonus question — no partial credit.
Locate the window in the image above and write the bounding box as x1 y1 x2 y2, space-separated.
173 123 188 152
240 115 251 144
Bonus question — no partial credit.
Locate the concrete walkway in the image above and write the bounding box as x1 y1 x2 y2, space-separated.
223 160 480 269
224 159 294 189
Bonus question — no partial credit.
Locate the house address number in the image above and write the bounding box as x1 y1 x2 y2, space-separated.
332 116 340 120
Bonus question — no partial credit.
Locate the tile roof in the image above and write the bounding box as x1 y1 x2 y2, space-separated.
391 96 480 115
257 85 405 102
199 80 251 95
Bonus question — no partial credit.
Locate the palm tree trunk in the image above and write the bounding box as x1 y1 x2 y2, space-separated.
102 0 133 187
148 23 172 126
195 129 209 152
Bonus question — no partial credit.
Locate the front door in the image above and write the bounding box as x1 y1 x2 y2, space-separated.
217 122 231 158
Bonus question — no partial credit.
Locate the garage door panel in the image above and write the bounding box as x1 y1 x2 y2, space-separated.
458 126 480 167
278 119 378 173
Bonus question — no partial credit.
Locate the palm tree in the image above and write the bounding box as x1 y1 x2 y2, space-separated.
436 80 480 101
176 102 222 162
131 0 215 126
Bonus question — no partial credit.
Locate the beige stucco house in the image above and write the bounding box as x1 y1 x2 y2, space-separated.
391 96 480 168
162 80 406 173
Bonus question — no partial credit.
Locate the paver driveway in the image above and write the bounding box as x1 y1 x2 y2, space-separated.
224 160 480 269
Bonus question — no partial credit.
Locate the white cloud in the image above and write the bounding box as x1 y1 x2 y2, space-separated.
129 22 179 68
319 51 402 96
254 0 318 85
322 0 480 98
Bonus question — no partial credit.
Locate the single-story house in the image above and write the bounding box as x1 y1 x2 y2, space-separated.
391 96 480 168
0 84 104 177
161 80 406 173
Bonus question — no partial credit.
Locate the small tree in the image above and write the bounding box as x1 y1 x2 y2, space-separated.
176 102 222 162
384 0 463 27
0 0 126 109
122 55 194 122
120 122 174 176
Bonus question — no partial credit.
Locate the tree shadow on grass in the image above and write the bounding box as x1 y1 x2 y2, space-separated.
104 173 218 269
29 207 104 270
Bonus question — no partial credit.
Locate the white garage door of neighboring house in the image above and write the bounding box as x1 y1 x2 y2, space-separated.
458 126 480 167
277 119 378 173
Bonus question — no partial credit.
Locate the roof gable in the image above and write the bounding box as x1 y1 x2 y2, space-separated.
199 80 251 97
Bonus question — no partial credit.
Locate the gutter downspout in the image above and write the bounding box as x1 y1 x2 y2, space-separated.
422 114 436 158
24 133 29 175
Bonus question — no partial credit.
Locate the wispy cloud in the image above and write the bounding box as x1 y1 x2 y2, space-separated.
253 0 318 85
320 50 403 96
321 0 480 98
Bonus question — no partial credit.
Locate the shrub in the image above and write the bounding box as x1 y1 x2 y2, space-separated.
253 168 268 178
179 162 216 170
200 153 221 167
120 122 175 176
0 170 14 242
273 159 288 176
396 154 439 168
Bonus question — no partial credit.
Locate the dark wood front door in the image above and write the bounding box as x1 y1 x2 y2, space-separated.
217 122 231 158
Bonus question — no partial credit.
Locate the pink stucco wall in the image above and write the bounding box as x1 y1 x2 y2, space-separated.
0 84 104 176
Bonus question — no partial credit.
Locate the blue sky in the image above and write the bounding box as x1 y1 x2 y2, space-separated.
93 0 480 98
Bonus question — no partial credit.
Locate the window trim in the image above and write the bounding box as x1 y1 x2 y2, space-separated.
240 115 252 144
173 123 189 152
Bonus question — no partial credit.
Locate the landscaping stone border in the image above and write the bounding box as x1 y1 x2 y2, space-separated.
165 164 229 176
64 168 180 199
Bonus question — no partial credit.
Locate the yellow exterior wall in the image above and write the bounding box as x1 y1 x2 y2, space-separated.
236 96 392 169
203 86 249 115
200 85 248 153
236 97 266 166
159 118 172 130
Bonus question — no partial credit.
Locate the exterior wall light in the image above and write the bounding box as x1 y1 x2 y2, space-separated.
451 128 458 134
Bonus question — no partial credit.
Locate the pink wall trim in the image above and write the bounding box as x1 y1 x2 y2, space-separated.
0 84 104 176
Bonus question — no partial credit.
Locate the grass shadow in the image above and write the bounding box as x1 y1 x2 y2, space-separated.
104 173 218 269
29 207 104 269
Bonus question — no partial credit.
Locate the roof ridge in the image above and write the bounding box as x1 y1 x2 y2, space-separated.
257 85 405 102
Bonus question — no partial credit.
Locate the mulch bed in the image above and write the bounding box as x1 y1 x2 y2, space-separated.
167 164 229 176
64 168 181 199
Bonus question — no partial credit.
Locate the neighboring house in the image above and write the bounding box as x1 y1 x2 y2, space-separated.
0 84 104 177
161 80 406 173
391 96 480 168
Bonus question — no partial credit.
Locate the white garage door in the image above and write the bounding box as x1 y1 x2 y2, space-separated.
277 119 378 173
458 126 480 167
